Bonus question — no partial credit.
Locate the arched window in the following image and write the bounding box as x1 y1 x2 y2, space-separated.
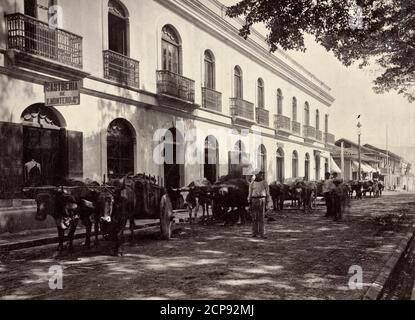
325 114 329 133
316 109 320 130
204 50 215 89
292 97 297 122
292 151 298 178
277 89 283 115
305 153 310 181
257 78 264 109
257 145 267 174
234 66 243 99
204 136 219 183
304 102 310 126
162 25 181 74
276 148 285 183
108 0 129 56
107 119 135 179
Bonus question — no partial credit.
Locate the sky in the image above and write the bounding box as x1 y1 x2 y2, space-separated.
221 0 415 163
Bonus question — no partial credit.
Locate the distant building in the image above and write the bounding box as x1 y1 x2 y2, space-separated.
332 138 413 191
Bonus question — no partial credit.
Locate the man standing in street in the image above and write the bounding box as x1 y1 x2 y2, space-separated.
248 170 272 238
323 172 336 217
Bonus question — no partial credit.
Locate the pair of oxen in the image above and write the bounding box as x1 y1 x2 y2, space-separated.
25 175 172 256
349 180 384 199
174 177 250 226
270 178 352 220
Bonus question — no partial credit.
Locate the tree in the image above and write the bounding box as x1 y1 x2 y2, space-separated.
227 0 415 102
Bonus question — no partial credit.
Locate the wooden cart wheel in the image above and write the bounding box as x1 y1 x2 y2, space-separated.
160 194 173 240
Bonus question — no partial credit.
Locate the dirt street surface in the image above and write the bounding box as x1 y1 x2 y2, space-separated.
1 193 414 300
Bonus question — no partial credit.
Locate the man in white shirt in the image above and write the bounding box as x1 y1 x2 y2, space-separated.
248 170 272 238
323 172 336 217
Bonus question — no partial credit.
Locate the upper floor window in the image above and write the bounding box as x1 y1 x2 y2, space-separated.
162 25 181 74
108 0 129 56
234 66 243 99
257 78 264 109
277 89 283 115
292 97 297 122
316 109 320 130
304 102 310 126
204 50 215 89
25 0 57 21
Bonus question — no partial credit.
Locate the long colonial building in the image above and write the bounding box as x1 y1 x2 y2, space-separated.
0 0 336 199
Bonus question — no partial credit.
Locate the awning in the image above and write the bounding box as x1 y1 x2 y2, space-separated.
352 161 375 173
330 157 342 173
362 162 375 173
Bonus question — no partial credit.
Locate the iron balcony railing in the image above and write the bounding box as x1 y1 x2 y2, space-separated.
325 132 335 145
103 50 140 88
303 125 317 139
202 87 222 112
157 70 195 103
256 108 270 126
316 130 323 141
230 98 255 120
6 13 82 69
274 115 291 132
292 121 301 135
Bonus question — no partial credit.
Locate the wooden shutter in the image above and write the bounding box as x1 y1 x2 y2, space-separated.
66 130 83 179
0 122 23 199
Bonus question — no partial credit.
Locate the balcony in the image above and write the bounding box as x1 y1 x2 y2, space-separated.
5 13 87 78
292 121 301 135
230 98 255 127
316 130 323 141
303 125 317 140
202 87 222 112
156 71 196 110
103 50 140 88
256 108 270 127
325 132 335 145
274 115 291 134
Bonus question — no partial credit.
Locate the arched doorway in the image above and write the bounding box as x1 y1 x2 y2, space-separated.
107 119 135 179
315 154 321 180
276 148 285 183
292 151 298 178
229 140 248 177
305 153 310 181
325 158 329 175
21 104 66 186
257 145 267 174
164 128 184 189
204 136 219 183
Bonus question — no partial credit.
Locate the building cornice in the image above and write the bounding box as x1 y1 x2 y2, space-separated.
156 0 335 107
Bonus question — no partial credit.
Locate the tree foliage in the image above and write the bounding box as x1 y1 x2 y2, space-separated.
227 0 415 102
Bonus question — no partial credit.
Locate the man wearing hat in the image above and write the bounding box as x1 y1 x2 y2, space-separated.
248 169 272 238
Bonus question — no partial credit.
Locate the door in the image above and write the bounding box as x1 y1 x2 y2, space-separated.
23 126 63 186
0 122 23 199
